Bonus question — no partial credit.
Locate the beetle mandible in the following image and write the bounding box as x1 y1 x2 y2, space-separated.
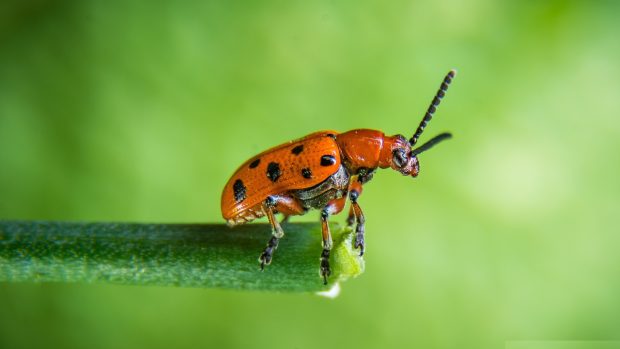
221 70 456 284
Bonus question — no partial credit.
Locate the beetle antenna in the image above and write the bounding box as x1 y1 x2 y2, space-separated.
410 132 452 157
409 69 456 146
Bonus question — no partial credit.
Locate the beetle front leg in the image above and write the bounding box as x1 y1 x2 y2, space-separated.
346 180 364 227
349 183 366 256
346 205 356 227
259 196 285 270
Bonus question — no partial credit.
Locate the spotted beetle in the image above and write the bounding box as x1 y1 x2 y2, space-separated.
221 70 456 284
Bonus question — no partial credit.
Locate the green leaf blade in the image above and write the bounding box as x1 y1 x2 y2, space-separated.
0 221 364 293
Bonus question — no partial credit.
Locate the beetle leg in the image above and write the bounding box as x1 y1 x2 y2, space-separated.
259 196 285 270
320 210 332 285
345 183 356 227
346 205 356 227
349 181 366 256
346 179 364 227
320 197 347 284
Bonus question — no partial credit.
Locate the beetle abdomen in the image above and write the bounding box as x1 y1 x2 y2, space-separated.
226 203 266 226
292 165 350 210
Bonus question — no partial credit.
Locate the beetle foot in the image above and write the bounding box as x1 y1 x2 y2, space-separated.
259 251 272 270
320 249 331 285
259 236 279 270
354 229 365 256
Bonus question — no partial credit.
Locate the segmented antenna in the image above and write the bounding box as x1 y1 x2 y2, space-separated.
410 132 452 157
409 70 457 146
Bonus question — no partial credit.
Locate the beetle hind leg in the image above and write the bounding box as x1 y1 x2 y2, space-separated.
259 196 285 270
258 195 306 270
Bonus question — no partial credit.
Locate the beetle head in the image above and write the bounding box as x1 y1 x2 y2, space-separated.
385 135 420 177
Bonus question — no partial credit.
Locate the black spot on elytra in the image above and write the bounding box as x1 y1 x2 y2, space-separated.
249 158 260 169
266 162 282 182
301 168 312 179
291 145 304 155
233 179 247 203
320 155 337 166
326 133 336 139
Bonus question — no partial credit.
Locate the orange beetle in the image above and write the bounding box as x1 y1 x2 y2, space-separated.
221 70 456 284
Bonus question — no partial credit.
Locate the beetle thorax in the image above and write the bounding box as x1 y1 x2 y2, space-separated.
335 129 385 174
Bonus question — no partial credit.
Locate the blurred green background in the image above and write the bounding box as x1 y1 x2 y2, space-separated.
1 0 619 348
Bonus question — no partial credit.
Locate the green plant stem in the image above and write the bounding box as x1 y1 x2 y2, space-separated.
0 221 364 292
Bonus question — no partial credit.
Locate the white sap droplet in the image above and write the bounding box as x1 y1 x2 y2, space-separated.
316 282 341 299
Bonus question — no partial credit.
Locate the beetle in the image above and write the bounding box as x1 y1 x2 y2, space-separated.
221 70 456 284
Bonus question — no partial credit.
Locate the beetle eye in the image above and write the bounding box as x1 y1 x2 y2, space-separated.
392 148 407 168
